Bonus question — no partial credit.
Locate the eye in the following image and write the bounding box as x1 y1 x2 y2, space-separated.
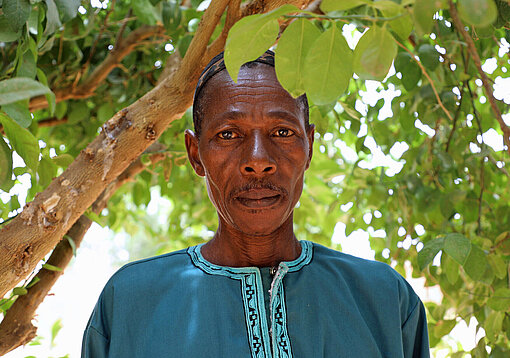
273 128 294 137
217 130 238 140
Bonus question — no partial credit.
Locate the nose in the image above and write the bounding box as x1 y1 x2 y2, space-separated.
240 132 276 176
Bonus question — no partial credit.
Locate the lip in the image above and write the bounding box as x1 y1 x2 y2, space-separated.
235 189 282 209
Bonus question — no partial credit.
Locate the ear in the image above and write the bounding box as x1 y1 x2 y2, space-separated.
185 129 205 177
305 124 315 170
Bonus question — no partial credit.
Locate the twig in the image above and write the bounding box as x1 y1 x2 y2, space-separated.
449 0 510 155
445 86 465 153
29 25 165 111
394 39 454 123
83 0 117 70
115 8 133 47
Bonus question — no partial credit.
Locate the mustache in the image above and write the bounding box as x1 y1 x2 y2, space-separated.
229 181 288 199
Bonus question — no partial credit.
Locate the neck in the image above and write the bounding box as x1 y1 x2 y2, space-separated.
201 215 301 267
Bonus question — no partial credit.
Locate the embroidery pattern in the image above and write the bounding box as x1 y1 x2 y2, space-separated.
188 241 313 358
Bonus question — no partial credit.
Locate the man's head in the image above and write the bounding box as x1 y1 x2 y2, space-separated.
185 52 314 237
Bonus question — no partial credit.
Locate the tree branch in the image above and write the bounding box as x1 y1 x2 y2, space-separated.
449 0 510 156
0 145 166 355
29 25 165 111
0 0 230 299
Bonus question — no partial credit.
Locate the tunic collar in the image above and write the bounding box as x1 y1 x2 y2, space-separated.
187 240 313 277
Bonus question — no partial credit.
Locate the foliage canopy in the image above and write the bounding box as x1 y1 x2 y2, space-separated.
0 0 509 356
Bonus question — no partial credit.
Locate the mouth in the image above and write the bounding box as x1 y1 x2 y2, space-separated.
235 189 282 209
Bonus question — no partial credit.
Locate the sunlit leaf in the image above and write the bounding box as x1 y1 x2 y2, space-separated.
487 288 510 312
303 25 353 105
321 0 369 12
0 136 13 191
443 233 471 265
225 5 299 82
353 26 397 81
0 112 40 171
275 19 321 97
458 0 498 27
463 244 488 281
418 237 444 270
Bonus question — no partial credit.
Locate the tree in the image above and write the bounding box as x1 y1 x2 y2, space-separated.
0 0 509 356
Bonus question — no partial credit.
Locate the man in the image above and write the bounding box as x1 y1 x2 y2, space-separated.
82 51 429 357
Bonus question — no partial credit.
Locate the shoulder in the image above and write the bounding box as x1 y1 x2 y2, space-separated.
310 241 398 278
103 247 191 292
308 241 420 308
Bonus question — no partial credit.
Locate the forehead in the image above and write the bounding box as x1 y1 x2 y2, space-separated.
198 64 305 127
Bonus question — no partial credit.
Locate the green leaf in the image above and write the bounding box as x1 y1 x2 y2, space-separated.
12 287 28 296
4 0 31 32
52 153 74 168
394 52 421 91
132 0 159 25
353 26 397 81
97 103 114 123
443 233 471 265
487 288 510 312
0 77 52 106
275 19 321 97
38 155 57 187
84 210 105 227
225 5 299 82
413 0 446 35
0 112 39 171
443 253 459 285
42 263 63 272
50 318 63 347
485 311 504 340
433 319 456 338
54 0 80 23
162 0 182 32
43 0 62 36
65 235 77 256
487 254 507 280
321 0 368 12
418 44 439 71
26 276 40 288
67 101 90 124
418 237 444 270
0 15 22 42
463 244 488 281
17 49 37 79
0 137 13 191
303 25 353 105
2 101 32 127
458 0 498 27
372 0 412 40
36 68 55 115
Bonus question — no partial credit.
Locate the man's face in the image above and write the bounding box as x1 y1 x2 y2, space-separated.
185 64 314 237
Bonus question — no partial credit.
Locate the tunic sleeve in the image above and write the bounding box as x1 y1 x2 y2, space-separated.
81 290 111 358
81 324 109 358
402 299 430 358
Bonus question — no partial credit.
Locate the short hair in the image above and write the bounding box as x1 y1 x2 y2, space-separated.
192 52 310 138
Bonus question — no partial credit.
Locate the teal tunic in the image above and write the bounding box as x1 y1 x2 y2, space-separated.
82 241 429 357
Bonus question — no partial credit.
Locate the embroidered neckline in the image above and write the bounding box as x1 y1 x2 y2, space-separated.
187 240 312 277
187 241 312 358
